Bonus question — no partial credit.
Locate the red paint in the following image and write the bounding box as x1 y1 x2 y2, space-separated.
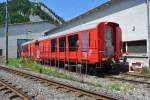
21 22 123 65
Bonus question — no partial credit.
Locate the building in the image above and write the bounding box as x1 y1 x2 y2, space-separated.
0 21 56 58
45 0 150 67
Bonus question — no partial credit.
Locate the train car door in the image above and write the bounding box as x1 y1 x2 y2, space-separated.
105 25 114 58
37 46 40 59
80 32 90 60
116 26 122 58
81 32 90 52
35 40 40 59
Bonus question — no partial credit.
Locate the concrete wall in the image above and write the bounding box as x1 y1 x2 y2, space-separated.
48 0 147 42
0 22 56 37
0 33 44 58
0 22 56 58
46 0 149 66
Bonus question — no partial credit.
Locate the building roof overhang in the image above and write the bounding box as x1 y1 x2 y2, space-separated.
45 0 119 35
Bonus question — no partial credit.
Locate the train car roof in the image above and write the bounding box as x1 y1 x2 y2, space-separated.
22 40 35 46
38 21 99 41
21 21 117 46
21 30 49 46
37 21 117 41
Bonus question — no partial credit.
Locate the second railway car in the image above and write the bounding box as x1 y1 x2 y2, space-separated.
21 22 123 72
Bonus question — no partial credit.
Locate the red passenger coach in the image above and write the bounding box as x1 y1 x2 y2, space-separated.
21 22 123 72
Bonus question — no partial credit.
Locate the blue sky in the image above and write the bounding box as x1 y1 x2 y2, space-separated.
0 0 108 21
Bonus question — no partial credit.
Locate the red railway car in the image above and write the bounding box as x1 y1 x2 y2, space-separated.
21 22 123 72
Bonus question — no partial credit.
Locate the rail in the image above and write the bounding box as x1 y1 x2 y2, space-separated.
0 66 116 100
106 73 150 85
0 77 32 100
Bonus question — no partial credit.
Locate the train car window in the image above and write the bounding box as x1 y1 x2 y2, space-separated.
59 37 66 52
81 32 90 52
51 39 57 52
68 34 78 51
0 49 2 56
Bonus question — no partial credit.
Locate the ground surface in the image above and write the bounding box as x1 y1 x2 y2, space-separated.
1 64 150 100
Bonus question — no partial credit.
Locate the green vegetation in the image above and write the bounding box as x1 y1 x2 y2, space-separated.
0 58 76 81
0 57 5 64
128 67 150 76
142 67 150 75
0 0 64 25
0 58 103 87
96 83 102 87
0 58 137 94
111 83 134 94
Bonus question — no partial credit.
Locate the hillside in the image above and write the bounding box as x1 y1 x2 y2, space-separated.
0 0 65 25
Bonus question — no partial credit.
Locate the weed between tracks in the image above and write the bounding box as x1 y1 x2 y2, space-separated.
0 58 136 94
111 83 134 94
0 58 77 81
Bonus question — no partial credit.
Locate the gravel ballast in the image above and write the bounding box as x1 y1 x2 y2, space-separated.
0 70 79 100
1 65 150 100
19 67 150 100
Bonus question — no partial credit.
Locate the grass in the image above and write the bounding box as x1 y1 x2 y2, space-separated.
1 58 77 81
128 67 150 76
0 57 5 64
111 83 134 94
96 83 102 87
1 58 139 94
142 67 150 75
1 58 104 88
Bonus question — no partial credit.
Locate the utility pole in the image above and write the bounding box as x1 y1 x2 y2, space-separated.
147 0 150 68
5 0 8 64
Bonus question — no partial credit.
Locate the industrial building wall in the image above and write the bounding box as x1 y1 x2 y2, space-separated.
49 0 147 42
0 33 43 58
46 0 149 66
0 22 56 37
48 0 147 55
0 22 56 58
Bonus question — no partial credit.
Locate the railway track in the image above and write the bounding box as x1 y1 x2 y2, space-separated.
0 66 116 100
107 73 150 85
0 77 32 100
123 73 150 79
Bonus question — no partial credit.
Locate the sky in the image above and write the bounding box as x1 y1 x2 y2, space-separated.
0 0 108 21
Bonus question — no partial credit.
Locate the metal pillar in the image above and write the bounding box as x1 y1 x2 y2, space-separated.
75 48 78 73
80 48 82 74
43 45 45 65
5 0 8 64
64 44 67 68
50 44 52 66
58 48 60 68
55 46 57 67
125 42 128 53
68 49 70 71
86 52 88 74
147 0 150 68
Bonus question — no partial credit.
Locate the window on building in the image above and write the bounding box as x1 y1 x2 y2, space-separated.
123 42 126 53
81 32 90 52
0 49 2 56
59 37 66 52
68 34 78 51
127 40 147 53
51 39 57 52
